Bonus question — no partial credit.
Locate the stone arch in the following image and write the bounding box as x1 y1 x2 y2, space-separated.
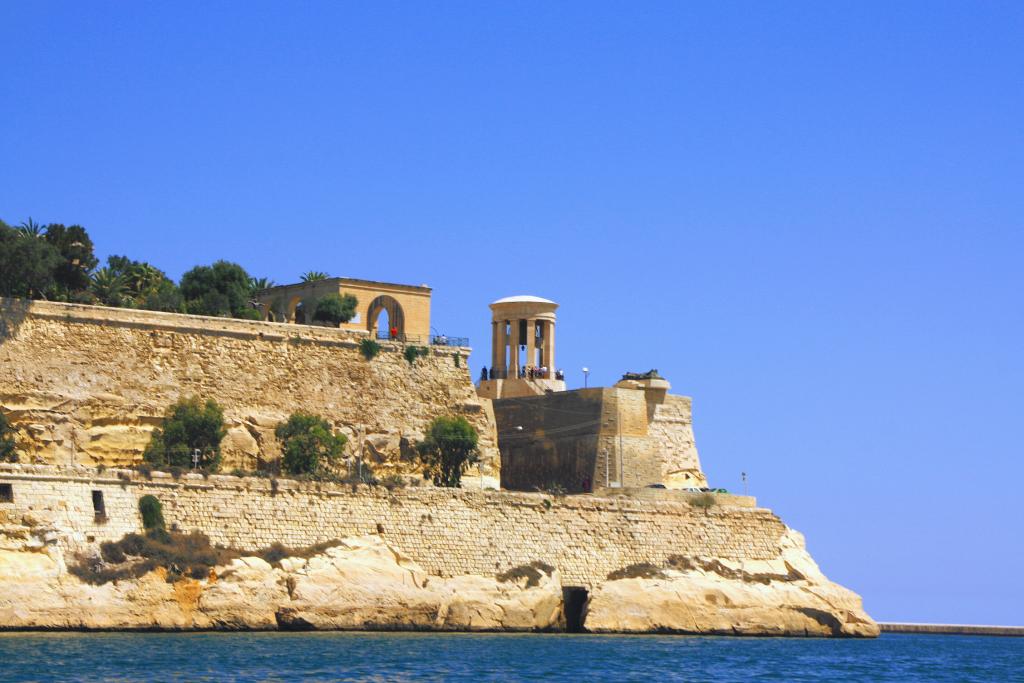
367 295 405 339
287 296 309 325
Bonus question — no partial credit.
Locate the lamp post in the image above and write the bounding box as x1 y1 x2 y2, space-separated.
582 367 590 388
742 471 748 497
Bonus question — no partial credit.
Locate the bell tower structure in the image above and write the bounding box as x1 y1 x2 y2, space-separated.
477 295 567 399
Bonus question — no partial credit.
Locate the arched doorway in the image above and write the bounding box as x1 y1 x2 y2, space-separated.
367 295 405 340
294 301 308 325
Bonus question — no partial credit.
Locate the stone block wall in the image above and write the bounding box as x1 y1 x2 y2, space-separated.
0 298 497 480
0 465 788 588
494 386 707 492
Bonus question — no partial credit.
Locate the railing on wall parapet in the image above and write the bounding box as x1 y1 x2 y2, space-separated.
430 335 469 347
373 332 469 347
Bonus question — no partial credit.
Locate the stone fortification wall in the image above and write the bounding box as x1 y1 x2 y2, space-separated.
0 298 497 480
494 387 707 492
0 465 786 588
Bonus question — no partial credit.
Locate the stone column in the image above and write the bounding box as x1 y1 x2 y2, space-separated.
526 319 536 371
496 321 508 374
509 319 520 377
491 321 499 371
544 320 556 372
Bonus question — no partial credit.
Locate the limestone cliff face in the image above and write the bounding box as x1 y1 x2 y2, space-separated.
585 529 878 637
0 512 876 636
0 530 564 632
0 299 498 482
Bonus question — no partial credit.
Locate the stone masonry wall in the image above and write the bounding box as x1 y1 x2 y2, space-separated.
0 298 497 480
0 465 788 589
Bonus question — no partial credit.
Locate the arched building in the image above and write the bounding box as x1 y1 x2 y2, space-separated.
254 277 432 342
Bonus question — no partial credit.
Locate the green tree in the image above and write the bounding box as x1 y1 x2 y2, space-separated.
179 260 254 318
417 416 480 488
90 267 128 306
0 411 18 463
300 271 330 282
312 293 358 326
275 412 347 475
0 224 62 299
141 278 185 313
143 397 227 471
104 256 171 306
43 224 98 296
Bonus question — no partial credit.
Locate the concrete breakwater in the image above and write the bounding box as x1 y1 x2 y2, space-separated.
880 623 1024 637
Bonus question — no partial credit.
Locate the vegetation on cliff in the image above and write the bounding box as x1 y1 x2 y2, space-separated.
0 411 18 463
417 416 480 488
275 412 348 476
70 494 344 585
0 217 280 320
143 397 227 471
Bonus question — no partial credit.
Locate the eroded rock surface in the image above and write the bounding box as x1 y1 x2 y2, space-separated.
0 528 563 632
585 529 878 637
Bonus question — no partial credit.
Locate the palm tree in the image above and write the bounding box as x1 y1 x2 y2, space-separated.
300 271 330 282
90 268 127 307
248 277 276 296
17 218 45 238
125 262 164 299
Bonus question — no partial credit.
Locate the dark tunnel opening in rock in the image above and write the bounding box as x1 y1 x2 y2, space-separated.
563 586 589 633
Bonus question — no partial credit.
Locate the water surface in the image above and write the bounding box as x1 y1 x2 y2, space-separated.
0 632 1020 682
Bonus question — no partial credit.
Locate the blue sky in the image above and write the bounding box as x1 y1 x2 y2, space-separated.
2 2 1022 625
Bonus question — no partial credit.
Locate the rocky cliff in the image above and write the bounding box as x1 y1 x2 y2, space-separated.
0 510 876 636
0 299 498 483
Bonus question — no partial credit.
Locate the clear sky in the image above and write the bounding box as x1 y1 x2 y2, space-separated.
2 2 1022 625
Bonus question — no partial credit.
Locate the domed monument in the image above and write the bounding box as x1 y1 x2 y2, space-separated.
476 295 567 399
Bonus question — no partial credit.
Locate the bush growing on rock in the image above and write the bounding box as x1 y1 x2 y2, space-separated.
312 293 358 326
417 416 480 488
359 337 381 360
275 412 348 476
143 397 227 471
688 492 716 515
138 495 166 532
0 411 18 463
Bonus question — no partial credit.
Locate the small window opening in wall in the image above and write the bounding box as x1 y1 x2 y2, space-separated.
92 490 107 523
0 483 12 503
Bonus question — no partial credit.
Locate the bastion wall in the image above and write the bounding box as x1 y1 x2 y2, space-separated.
0 465 784 588
0 298 497 480
495 388 707 492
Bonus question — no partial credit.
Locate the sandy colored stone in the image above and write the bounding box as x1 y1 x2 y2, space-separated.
585 529 879 637
0 299 498 476
0 533 564 632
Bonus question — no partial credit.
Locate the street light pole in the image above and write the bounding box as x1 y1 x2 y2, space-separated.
582 367 590 388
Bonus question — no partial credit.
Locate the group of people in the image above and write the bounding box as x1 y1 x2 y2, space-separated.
479 366 565 381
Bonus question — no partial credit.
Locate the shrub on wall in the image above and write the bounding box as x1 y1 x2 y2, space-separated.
313 293 358 326
404 345 429 365
417 416 480 488
0 411 18 463
359 337 381 360
143 397 227 471
275 412 348 476
688 492 716 515
138 495 166 532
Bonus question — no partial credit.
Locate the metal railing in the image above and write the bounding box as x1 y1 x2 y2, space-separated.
430 334 469 347
376 332 424 343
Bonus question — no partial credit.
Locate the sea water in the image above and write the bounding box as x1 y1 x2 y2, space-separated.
0 632 1020 682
